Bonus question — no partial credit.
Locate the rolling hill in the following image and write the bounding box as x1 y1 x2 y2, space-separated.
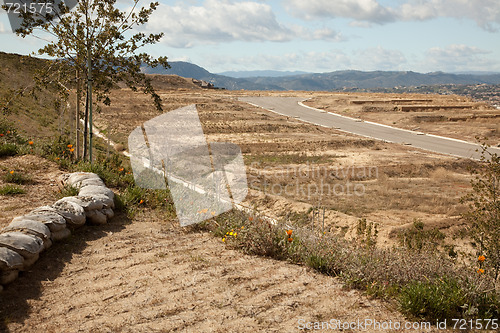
143 61 500 91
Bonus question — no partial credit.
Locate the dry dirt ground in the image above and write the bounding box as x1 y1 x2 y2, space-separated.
1 79 495 331
0 155 65 229
304 92 500 144
0 156 442 332
93 84 479 251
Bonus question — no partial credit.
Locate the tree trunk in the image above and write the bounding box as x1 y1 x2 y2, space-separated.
83 90 89 160
76 69 81 160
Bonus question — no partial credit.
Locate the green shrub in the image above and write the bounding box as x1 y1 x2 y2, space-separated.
399 278 466 321
0 143 18 157
2 171 32 184
398 219 445 252
461 144 500 285
0 184 25 195
56 184 80 199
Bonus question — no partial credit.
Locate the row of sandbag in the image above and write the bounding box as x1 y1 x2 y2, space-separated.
0 172 115 289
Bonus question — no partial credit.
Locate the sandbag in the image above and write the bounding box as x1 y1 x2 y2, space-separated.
51 200 86 227
27 206 67 232
0 232 44 260
21 253 40 270
0 247 24 271
103 208 114 220
51 228 71 241
86 210 107 225
64 172 101 187
3 219 51 249
0 270 19 285
73 178 106 189
78 185 114 200
55 196 103 212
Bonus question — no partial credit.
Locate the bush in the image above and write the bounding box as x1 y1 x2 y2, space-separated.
0 184 25 195
2 171 32 185
190 208 499 323
399 278 465 321
461 144 500 285
398 219 445 252
0 143 18 157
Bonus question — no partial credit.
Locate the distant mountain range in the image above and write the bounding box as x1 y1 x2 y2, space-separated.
217 70 311 78
141 61 500 91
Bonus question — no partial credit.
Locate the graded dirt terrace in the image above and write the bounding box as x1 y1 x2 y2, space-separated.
303 92 500 144
93 85 481 251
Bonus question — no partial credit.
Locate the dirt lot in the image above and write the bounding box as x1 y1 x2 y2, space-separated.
0 157 425 332
0 79 494 331
92 84 479 251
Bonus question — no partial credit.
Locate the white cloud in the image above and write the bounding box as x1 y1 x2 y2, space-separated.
204 47 407 72
354 46 407 71
145 0 344 47
285 0 500 31
422 44 497 72
285 0 395 24
147 0 293 47
204 50 352 72
399 0 500 31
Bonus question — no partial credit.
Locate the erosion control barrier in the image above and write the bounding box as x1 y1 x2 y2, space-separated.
0 172 115 290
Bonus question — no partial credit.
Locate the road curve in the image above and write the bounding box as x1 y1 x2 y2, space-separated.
239 96 500 160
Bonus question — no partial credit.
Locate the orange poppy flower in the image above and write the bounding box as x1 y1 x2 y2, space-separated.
286 229 293 236
478 255 486 262
10 170 14 174
287 237 293 243
28 141 34 145
6 131 10 134
139 199 144 204
0 134 4 137
69 148 75 152
477 269 485 274
67 144 73 148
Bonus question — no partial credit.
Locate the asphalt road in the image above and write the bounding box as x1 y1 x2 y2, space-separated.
239 96 500 160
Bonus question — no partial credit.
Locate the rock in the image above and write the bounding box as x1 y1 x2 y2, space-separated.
0 270 19 285
86 210 107 225
0 247 24 271
51 200 86 228
3 219 52 250
27 206 67 232
55 196 103 212
0 232 44 260
114 143 125 152
51 228 71 241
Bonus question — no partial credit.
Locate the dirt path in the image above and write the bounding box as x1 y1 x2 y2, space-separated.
0 208 446 332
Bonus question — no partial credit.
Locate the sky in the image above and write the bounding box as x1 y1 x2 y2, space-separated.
1 0 500 74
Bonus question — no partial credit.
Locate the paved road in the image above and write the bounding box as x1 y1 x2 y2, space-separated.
239 96 500 160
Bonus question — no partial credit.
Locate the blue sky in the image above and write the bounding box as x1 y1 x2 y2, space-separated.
1 0 500 73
